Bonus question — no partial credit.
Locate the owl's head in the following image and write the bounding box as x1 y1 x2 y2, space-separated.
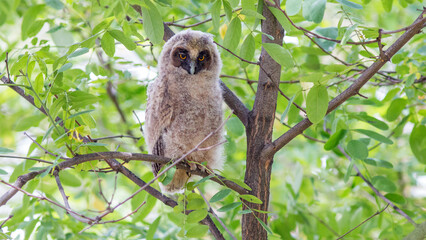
159 30 222 77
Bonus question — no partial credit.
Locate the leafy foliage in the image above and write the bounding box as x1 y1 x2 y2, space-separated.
0 0 425 239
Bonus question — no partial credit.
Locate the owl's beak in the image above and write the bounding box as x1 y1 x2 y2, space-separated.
189 61 196 75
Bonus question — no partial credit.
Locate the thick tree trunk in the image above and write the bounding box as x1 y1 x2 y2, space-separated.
241 3 284 239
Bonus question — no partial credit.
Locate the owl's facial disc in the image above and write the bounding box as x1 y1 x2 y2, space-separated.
172 48 211 75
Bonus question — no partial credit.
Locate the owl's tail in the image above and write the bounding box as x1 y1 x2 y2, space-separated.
160 169 189 193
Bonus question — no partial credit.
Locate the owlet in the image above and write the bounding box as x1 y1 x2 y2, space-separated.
145 30 224 193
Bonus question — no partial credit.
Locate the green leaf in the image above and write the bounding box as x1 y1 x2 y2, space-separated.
371 176 397 192
68 91 99 109
185 225 209 238
351 113 389 130
286 0 302 16
341 24 358 45
306 85 328 124
34 73 44 93
240 34 255 68
363 158 393 168
238 209 253 214
211 0 221 32
354 129 393 144
27 20 46 38
384 193 406 204
239 194 263 204
21 5 45 40
344 162 354 183
68 48 89 58
159 165 175 185
347 140 368 160
67 110 95 120
146 216 160 240
0 169 7 175
241 9 265 19
281 94 297 123
263 43 294 69
228 178 252 191
336 0 363 9
10 53 30 75
93 16 115 34
409 124 426 164
217 202 241 212
381 0 393 12
324 64 347 73
193 175 215 187
186 198 206 210
257 217 273 234
385 98 407 121
226 117 245 137
376 159 393 169
59 171 81 187
269 7 295 33
45 0 64 9
108 30 136 51
302 0 326 23
15 115 45 131
134 194 157 221
210 189 232 203
324 129 347 150
141 0 164 45
187 209 208 223
0 147 14 153
315 27 338 51
223 0 233 21
101 32 115 57
58 62 72 73
223 17 241 52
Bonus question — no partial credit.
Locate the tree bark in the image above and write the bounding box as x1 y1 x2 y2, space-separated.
241 2 283 239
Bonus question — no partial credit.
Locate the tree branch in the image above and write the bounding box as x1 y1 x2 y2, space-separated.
262 9 426 158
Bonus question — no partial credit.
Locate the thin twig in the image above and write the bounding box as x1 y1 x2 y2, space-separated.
0 155 53 164
92 135 140 141
214 41 259 65
336 204 390 239
79 201 146 233
24 132 64 159
0 215 13 229
197 187 237 240
337 145 416 225
0 180 95 223
270 4 378 45
305 210 339 236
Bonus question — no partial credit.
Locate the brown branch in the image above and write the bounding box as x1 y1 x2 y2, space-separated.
53 169 93 223
270 4 378 45
336 204 390 239
214 41 259 65
92 135 140 141
198 188 237 240
263 9 426 158
337 146 416 225
0 155 53 164
0 215 13 229
221 74 300 84
220 81 250 127
165 8 242 29
0 180 95 223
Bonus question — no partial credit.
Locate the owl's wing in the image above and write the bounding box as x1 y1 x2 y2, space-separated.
148 81 174 176
152 135 165 176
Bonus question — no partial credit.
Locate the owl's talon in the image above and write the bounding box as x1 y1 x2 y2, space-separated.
188 162 197 171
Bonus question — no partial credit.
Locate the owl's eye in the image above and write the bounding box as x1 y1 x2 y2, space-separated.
179 54 187 60
198 55 205 61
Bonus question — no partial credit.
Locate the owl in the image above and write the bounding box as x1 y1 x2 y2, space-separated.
144 30 224 193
